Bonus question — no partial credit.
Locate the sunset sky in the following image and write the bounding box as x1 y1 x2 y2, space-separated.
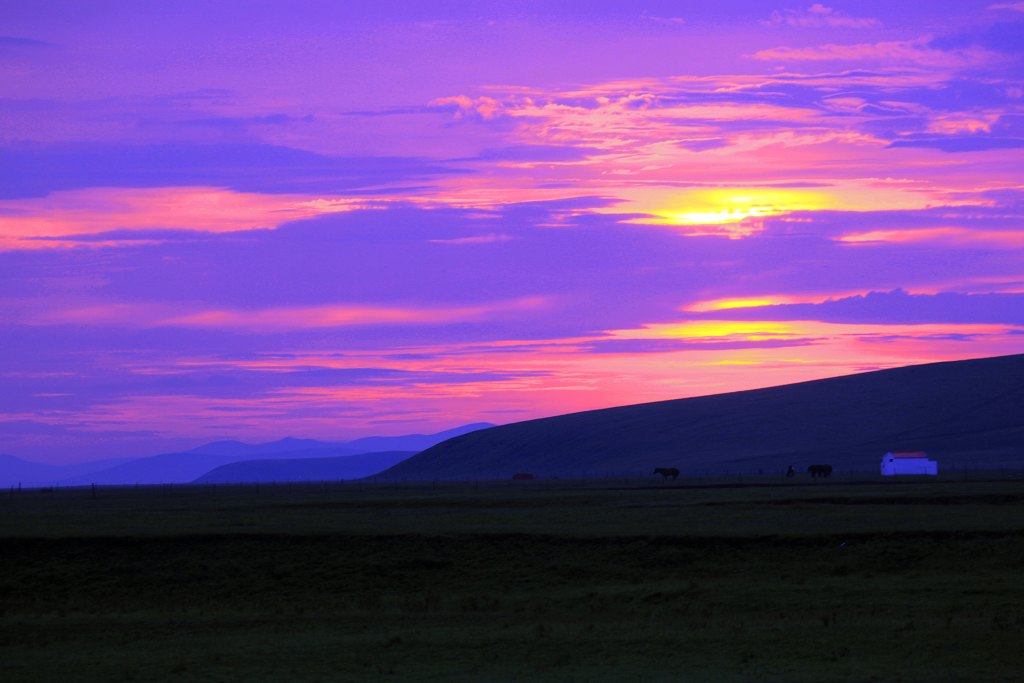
3 1 1024 462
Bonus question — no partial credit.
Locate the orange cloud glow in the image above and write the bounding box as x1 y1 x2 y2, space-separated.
165 299 547 330
684 295 813 312
839 228 1024 248
752 39 999 68
35 298 550 330
614 178 949 236
0 187 376 249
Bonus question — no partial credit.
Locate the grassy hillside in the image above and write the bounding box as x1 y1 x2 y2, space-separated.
1 477 1022 682
380 354 1024 480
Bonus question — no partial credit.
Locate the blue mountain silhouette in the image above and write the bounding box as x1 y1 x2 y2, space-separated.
46 423 495 486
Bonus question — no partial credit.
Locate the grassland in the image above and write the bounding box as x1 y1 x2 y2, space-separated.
2 475 1023 682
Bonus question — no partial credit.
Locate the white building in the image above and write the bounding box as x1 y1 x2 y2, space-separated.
881 451 938 476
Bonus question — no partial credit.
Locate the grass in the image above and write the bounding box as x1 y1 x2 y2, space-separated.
2 475 1023 681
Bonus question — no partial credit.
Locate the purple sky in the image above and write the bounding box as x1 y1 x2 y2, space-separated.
2 1 1024 463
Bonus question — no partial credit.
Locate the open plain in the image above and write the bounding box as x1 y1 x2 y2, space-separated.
2 474 1023 682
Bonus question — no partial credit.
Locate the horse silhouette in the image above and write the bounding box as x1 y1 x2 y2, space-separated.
653 467 679 480
807 464 833 478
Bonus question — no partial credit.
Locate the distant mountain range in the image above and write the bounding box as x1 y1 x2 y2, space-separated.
186 437 354 457
1 423 493 487
378 354 1024 480
0 455 136 489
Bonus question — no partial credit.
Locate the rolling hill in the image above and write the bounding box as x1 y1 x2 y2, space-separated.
377 354 1024 480
57 448 354 487
193 450 417 484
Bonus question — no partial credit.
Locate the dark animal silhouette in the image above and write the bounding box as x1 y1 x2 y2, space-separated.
807 464 833 478
653 467 679 480
511 472 536 480
786 465 795 478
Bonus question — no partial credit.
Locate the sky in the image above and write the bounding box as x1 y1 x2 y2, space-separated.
2 1 1023 463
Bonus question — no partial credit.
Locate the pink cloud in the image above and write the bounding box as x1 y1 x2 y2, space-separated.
0 187 374 249
164 303 506 329
429 233 512 245
752 39 999 67
639 11 686 27
428 95 505 120
35 298 550 331
421 68 1021 228
839 227 1024 248
925 113 1000 135
31 303 165 326
766 4 881 29
668 69 949 91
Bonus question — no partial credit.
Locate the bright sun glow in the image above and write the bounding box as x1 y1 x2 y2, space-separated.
610 320 800 340
658 188 828 224
685 297 784 312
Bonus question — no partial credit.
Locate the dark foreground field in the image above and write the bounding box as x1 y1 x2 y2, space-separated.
2 476 1023 682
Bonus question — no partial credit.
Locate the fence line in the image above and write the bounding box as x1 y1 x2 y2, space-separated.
3 464 1024 498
